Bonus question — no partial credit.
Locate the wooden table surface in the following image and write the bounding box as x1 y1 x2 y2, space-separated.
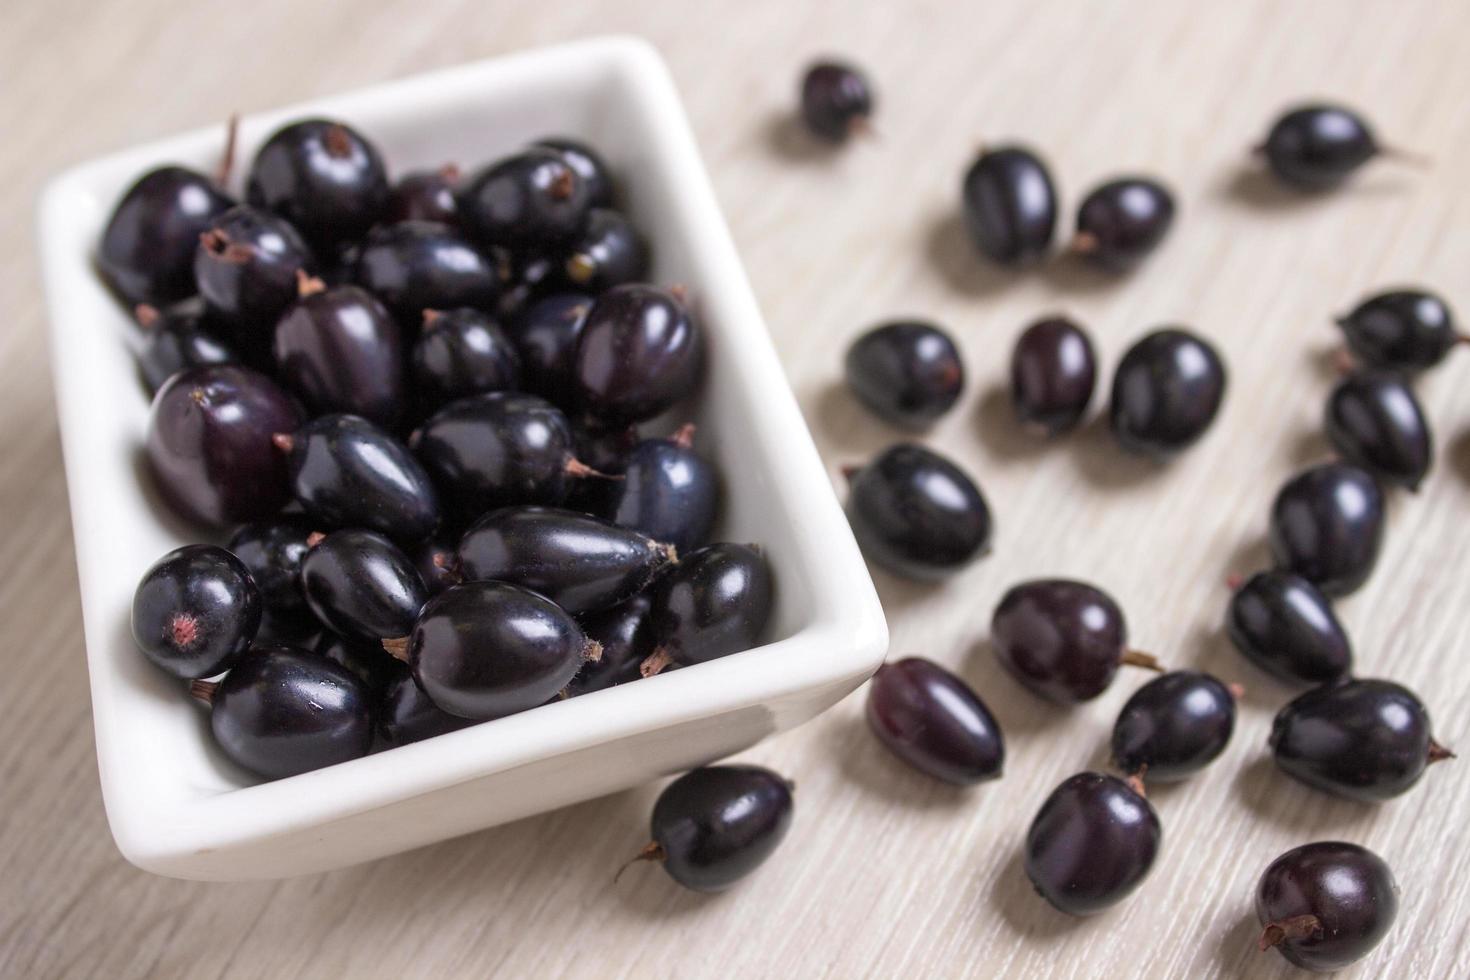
6 1 1470 976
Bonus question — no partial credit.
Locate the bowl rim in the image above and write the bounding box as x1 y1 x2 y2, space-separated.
36 34 888 872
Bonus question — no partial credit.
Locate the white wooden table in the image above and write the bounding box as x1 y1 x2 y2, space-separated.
4 1 1470 975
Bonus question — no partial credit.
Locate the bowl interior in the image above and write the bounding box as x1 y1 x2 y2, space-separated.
45 43 829 812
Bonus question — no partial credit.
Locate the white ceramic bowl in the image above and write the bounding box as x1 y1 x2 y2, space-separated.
36 36 888 881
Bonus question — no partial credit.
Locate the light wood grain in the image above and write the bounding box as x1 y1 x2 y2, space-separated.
6 0 1470 976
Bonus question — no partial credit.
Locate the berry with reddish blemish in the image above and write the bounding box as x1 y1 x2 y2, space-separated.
132 544 261 678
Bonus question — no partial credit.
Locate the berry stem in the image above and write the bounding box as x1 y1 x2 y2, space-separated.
296 269 326 297
271 433 295 453
215 113 239 187
613 841 665 884
1120 649 1164 672
583 639 604 664
1259 914 1322 951
381 636 410 662
671 423 697 449
640 648 674 678
134 303 161 328
1225 572 1244 592
1124 769 1148 797
1428 739 1456 764
421 309 443 328
564 457 620 481
1069 231 1099 256
189 679 219 704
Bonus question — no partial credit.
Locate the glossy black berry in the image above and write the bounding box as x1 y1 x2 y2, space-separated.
1271 678 1453 801
635 765 794 892
411 391 596 516
532 137 614 209
411 308 520 409
1257 842 1399 971
314 631 399 696
458 506 677 615
146 365 303 527
131 544 260 678
1110 328 1227 458
511 292 592 398
1226 571 1352 685
844 444 991 581
98 166 233 306
866 657 1005 784
459 148 592 250
568 594 654 696
1325 372 1433 490
562 209 648 294
387 164 461 226
247 119 389 249
1073 177 1175 271
641 543 773 676
1258 104 1387 190
1111 671 1236 781
961 146 1058 265
605 425 719 554
131 302 236 394
1269 462 1385 596
194 204 314 331
273 277 403 426
492 248 562 320
389 580 599 720
992 580 1162 703
1025 772 1161 915
799 61 874 142
353 221 499 319
375 662 473 748
574 284 704 423
1010 316 1097 434
192 646 373 780
274 414 439 542
1336 288 1462 374
844 321 964 429
301 529 426 641
411 535 461 597
227 520 314 627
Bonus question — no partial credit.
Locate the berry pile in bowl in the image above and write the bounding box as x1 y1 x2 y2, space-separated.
37 40 886 879
115 112 779 781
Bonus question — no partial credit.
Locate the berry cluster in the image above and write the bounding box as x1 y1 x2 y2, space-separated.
109 119 774 787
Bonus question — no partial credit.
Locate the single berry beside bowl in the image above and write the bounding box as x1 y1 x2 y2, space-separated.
1072 177 1175 271
1010 316 1096 435
1109 328 1227 458
961 146 1058 265
799 60 875 142
1256 842 1399 971
844 444 991 581
621 765 794 892
844 320 965 429
1110 670 1237 781
991 579 1162 703
866 657 1004 784
1024 772 1160 915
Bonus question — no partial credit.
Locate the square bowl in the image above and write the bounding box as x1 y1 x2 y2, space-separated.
36 36 888 881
